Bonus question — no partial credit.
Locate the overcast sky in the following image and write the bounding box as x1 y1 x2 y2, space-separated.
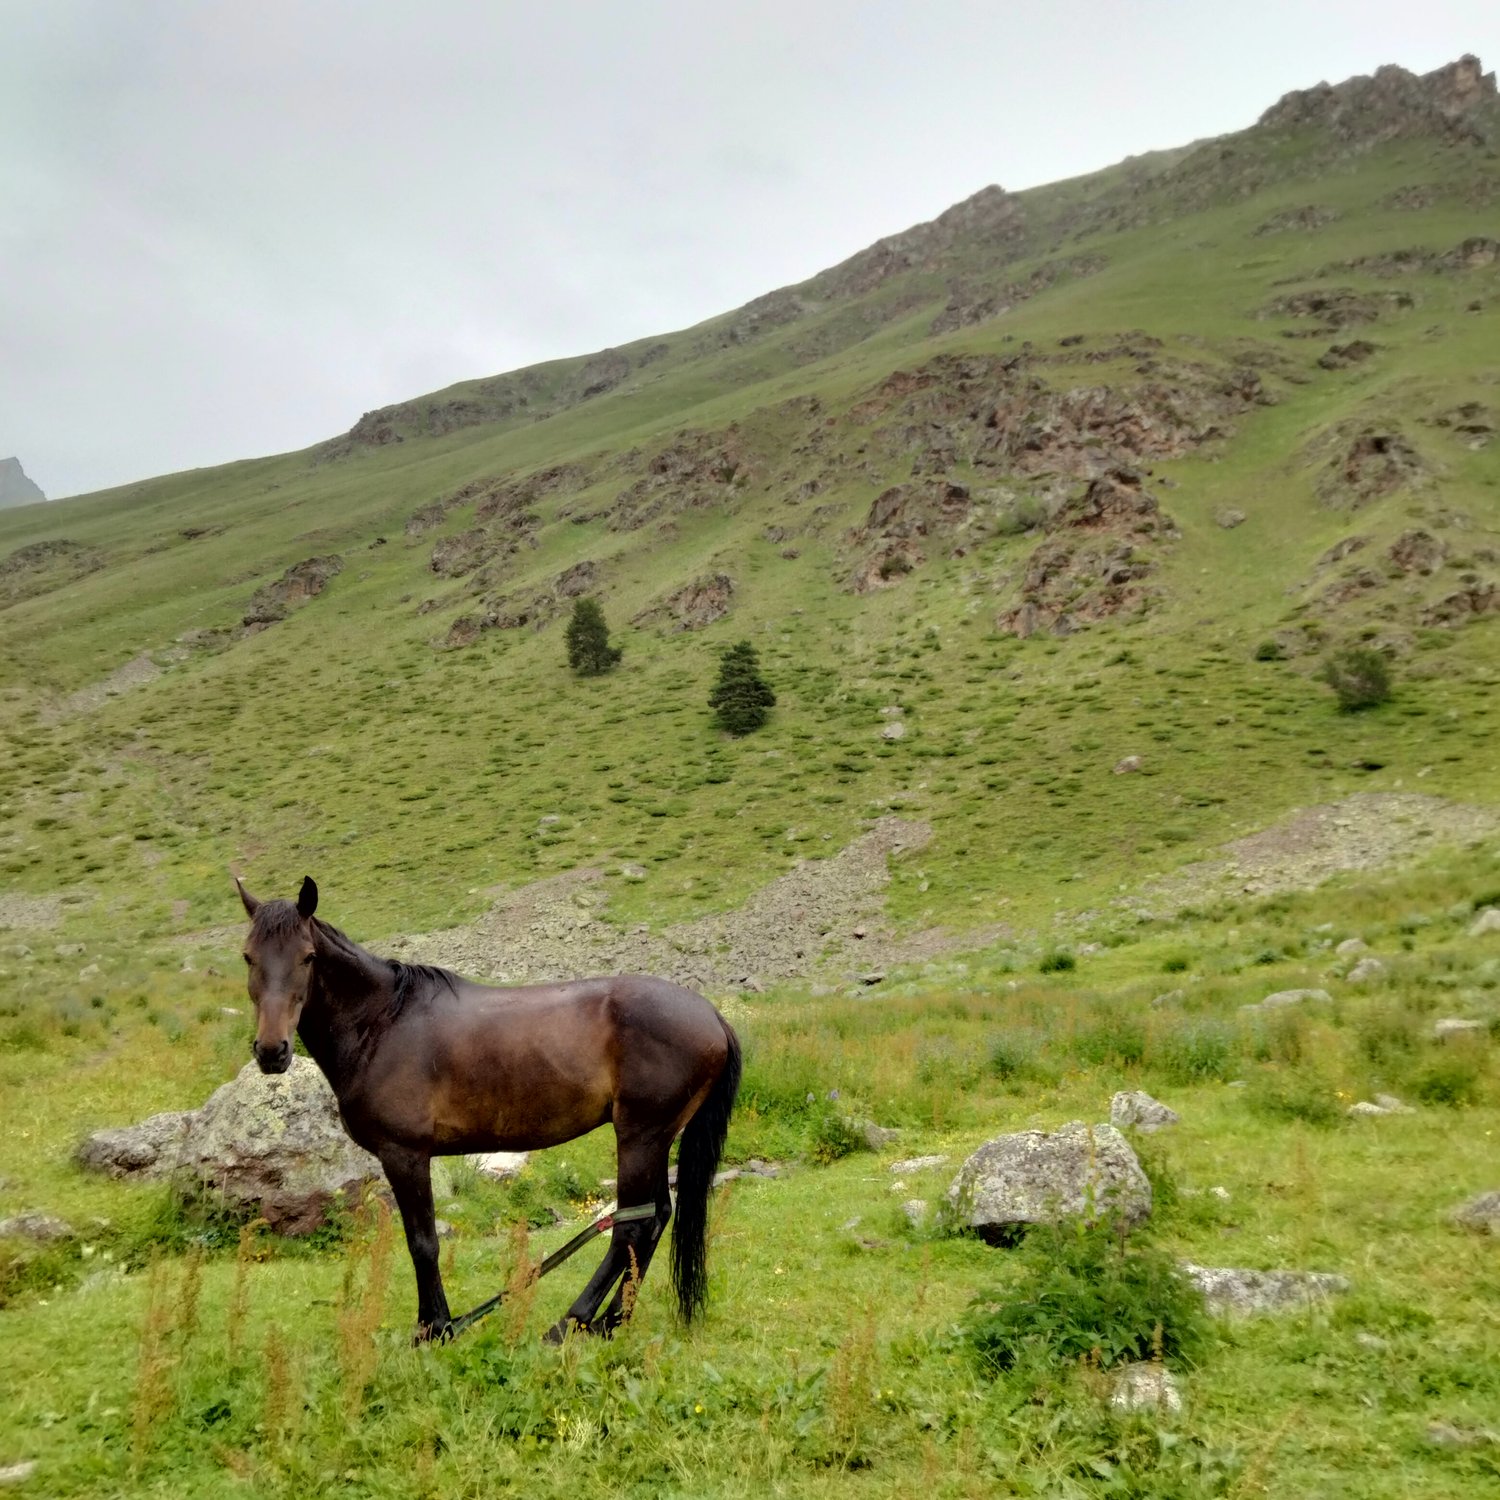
2 1 1494 499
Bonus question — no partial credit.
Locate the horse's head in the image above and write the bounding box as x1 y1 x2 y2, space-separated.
235 874 319 1074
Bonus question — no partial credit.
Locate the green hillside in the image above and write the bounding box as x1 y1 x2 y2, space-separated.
2 54 1499 1500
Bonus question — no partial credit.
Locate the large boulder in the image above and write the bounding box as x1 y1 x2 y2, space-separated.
946 1121 1151 1243
77 1058 384 1234
1109 1090 1180 1133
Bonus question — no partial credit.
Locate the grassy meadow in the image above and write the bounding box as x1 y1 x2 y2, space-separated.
2 88 1500 1499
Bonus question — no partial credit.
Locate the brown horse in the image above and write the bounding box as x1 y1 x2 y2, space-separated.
235 875 740 1343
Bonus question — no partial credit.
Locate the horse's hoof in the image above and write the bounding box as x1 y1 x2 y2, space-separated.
542 1319 572 1346
413 1319 454 1346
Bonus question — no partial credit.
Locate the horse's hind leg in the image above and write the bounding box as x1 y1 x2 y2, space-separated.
545 1130 671 1342
591 1171 672 1335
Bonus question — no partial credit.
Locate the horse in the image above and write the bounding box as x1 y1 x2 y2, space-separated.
234 874 741 1343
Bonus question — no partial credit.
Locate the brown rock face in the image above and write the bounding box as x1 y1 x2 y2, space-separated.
633 573 736 631
243 556 343 629
1257 55 1497 147
1388 530 1446 575
1316 428 1428 507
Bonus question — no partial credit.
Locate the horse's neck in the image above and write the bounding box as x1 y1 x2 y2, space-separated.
297 933 391 1091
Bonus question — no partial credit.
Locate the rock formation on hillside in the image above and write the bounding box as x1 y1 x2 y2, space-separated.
1257 55 1497 146
0 457 44 508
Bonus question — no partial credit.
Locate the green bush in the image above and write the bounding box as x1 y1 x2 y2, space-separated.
988 1030 1044 1083
1153 1020 1239 1084
1254 639 1284 661
1245 1068 1343 1128
808 1106 867 1164
1320 646 1392 711
1039 949 1076 974
964 1218 1211 1372
1409 1050 1484 1108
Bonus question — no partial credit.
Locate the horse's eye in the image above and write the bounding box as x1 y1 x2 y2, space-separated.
301 953 314 966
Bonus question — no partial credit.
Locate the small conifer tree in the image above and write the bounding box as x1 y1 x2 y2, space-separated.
565 597 622 676
709 640 776 735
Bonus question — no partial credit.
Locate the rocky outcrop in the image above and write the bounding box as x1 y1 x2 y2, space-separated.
809 185 1026 302
946 1121 1152 1244
1261 288 1415 332
1312 425 1429 507
0 457 45 509
1388 530 1446 575
996 469 1173 638
77 1058 384 1235
1317 340 1379 370
609 426 758 532
632 572 736 631
928 253 1107 335
1252 205 1340 236
0 538 105 606
1256 55 1497 148
243 556 343 629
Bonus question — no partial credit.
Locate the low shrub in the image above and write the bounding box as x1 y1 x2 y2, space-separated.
1152 1019 1239 1085
964 1217 1211 1372
1245 1068 1343 1128
1320 646 1392 712
1039 950 1076 974
1409 1050 1485 1108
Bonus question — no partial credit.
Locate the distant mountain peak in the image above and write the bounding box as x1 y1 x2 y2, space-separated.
0 457 45 509
1258 53 1497 146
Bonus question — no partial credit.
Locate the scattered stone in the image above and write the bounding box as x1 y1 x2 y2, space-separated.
1451 1190 1500 1234
619 864 647 881
889 1155 948 1175
858 971 887 986
1244 987 1333 1013
469 1151 529 1182
851 925 867 940
1334 937 1369 957
78 963 100 980
0 1211 73 1243
1317 339 1381 369
1112 755 1143 774
1347 1102 1391 1118
1151 989 1184 1008
1433 1017 1486 1041
1347 957 1387 983
1426 1420 1499 1450
1110 1091 1180 1133
947 1122 1152 1243
1109 1362 1183 1416
54 943 84 958
1469 907 1500 937
1182 1263 1350 1316
76 1058 385 1235
434 1219 455 1240
1373 1094 1412 1114
881 721 906 741
0 1462 38 1486
859 1120 902 1151
901 1199 929 1229
220 1006 241 1017
1214 508 1246 529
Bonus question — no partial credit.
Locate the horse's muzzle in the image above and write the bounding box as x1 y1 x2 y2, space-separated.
253 1039 293 1074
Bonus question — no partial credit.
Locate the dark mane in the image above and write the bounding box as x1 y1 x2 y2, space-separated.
390 960 459 1014
249 899 310 940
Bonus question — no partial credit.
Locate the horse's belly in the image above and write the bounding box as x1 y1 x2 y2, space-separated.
429 1076 611 1152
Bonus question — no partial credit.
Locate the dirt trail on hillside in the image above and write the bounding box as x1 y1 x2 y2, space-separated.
1135 792 1498 914
390 816 958 992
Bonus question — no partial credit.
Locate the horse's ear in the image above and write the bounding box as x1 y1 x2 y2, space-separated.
234 875 260 918
297 876 319 920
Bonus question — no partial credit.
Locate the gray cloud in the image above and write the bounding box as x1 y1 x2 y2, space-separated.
2 0 1493 497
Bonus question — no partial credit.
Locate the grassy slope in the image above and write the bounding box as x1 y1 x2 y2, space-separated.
1 91 1499 1499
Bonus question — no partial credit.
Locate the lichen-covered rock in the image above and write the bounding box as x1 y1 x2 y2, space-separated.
1110 1091 1180 1133
1243 988 1332 1013
1347 957 1388 983
1469 907 1500 937
77 1058 384 1235
946 1121 1151 1243
1110 1362 1183 1415
0 1210 73 1243
1451 1190 1500 1234
1182 1263 1350 1315
1433 1017 1486 1041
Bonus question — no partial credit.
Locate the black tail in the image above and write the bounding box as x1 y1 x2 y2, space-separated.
671 1019 742 1324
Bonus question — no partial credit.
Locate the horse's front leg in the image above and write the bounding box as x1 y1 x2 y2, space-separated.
380 1146 452 1343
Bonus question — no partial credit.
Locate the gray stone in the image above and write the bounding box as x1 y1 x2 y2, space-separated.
0 1211 73 1243
1244 988 1332 1013
1468 907 1500 938
1182 1263 1350 1316
1451 1190 1500 1235
468 1150 529 1182
1112 755 1143 775
889 1154 948 1175
901 1199 929 1229
859 1120 902 1150
0 1461 38 1487
880 721 906 741
1347 1101 1391 1118
947 1122 1152 1242
1373 1093 1413 1114
1109 1090 1180 1134
77 1057 384 1235
858 971 887 986
1109 1362 1183 1415
1426 1420 1499 1449
434 1218 455 1240
1347 957 1387 983
1433 1017 1486 1041
1334 937 1369 958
